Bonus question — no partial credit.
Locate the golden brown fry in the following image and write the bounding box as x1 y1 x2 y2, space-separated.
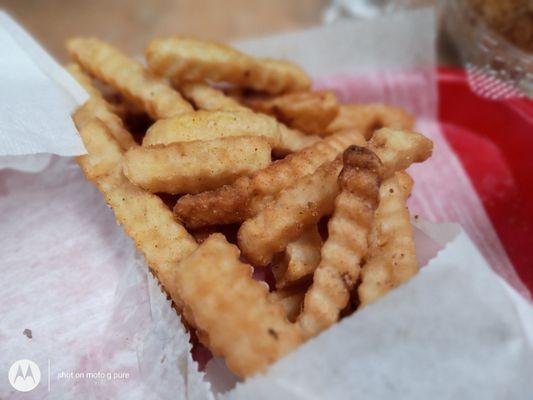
179 82 318 155
180 82 249 112
68 63 137 150
147 37 311 94
358 172 418 307
143 110 281 147
369 128 433 178
272 225 323 289
175 234 304 377
298 146 381 337
67 37 193 119
123 136 271 194
327 104 414 139
269 286 307 322
243 91 339 136
76 119 198 313
174 129 366 228
238 159 342 267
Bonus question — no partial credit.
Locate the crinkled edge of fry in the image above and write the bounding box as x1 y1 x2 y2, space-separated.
358 171 418 307
67 37 193 119
327 104 414 139
175 233 304 377
243 90 339 136
68 63 138 150
147 37 311 94
298 146 381 337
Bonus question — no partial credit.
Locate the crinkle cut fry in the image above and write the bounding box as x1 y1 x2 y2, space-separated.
358 172 418 307
327 104 414 139
174 129 366 228
243 90 339 136
142 110 281 147
298 146 381 337
178 82 319 155
75 117 197 314
68 63 138 150
67 37 193 119
123 136 271 194
369 128 433 178
238 158 342 267
146 37 311 94
180 82 249 112
175 234 304 378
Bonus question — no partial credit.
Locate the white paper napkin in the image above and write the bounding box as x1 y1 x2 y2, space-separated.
0 11 87 169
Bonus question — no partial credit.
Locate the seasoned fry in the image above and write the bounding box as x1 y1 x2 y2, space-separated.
298 146 381 337
238 158 342 267
243 91 339 136
179 82 319 154
180 82 249 112
76 119 198 314
369 128 433 178
143 110 281 147
147 37 311 94
174 129 365 228
327 104 414 139
124 136 271 194
269 286 307 322
272 225 322 289
68 63 137 150
67 37 193 119
358 172 418 306
175 234 304 377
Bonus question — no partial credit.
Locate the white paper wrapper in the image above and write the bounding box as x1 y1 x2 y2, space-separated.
0 11 87 170
0 8 532 400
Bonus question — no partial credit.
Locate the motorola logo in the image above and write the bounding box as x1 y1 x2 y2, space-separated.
8 359 41 392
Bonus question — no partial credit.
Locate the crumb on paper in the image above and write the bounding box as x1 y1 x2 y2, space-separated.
23 328 32 339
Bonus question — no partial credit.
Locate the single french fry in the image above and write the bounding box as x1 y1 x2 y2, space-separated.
358 172 418 307
298 146 381 337
174 129 365 228
67 37 193 119
272 225 323 289
175 234 304 377
238 158 342 267
369 128 433 178
179 82 319 155
143 110 281 147
243 91 339 136
124 136 271 194
76 119 198 315
180 82 249 112
68 63 138 150
147 37 311 94
327 104 414 139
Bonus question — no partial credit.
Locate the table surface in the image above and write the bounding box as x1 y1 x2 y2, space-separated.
1 0 454 63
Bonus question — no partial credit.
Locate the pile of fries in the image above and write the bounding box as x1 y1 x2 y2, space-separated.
67 36 433 378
